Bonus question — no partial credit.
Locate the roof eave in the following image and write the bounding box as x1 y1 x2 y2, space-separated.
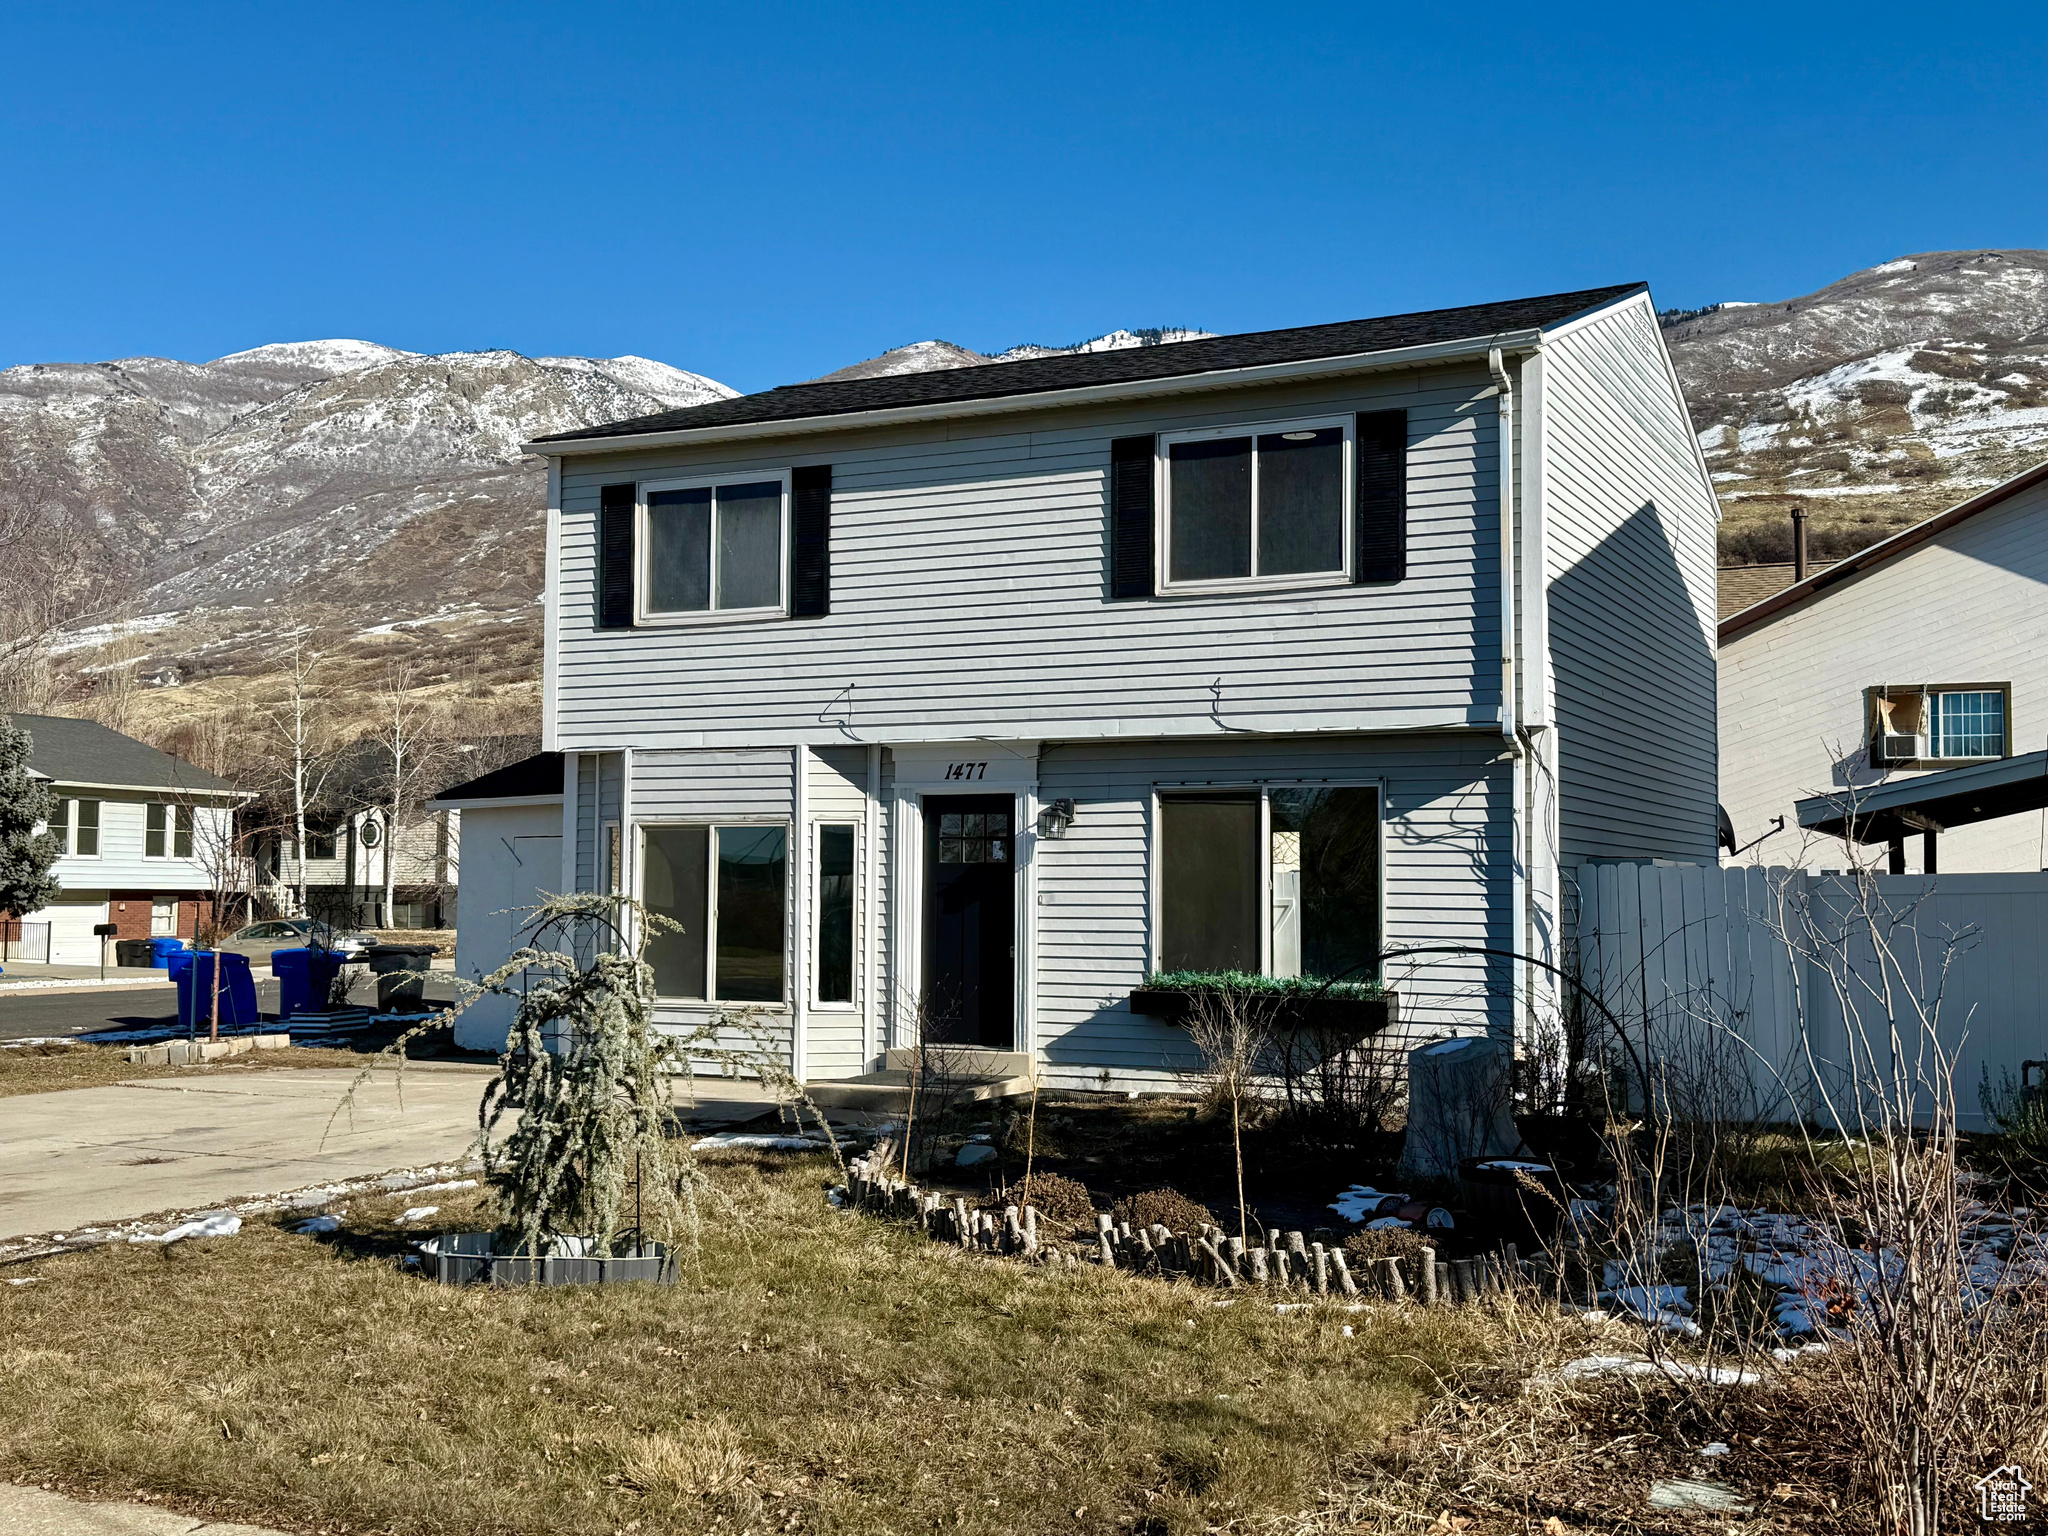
524 327 1551 458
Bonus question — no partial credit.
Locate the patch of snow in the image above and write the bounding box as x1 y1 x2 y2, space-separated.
398 1206 438 1223
294 1215 343 1234
1330 1185 1406 1221
1871 259 1918 275
7 1277 40 1286
692 1132 827 1152
1424 1036 1479 1056
956 1142 998 1167
1559 1355 1761 1386
1340 1324 1354 1338
131 1211 241 1244
206 339 417 373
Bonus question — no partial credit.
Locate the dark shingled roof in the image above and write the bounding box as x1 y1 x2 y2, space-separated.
432 751 564 805
534 284 1646 445
6 714 236 794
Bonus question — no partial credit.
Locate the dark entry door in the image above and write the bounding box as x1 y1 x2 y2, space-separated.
922 794 1016 1047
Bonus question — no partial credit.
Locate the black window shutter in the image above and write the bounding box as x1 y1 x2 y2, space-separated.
1354 410 1408 583
790 464 831 617
597 482 637 628
1108 435 1156 599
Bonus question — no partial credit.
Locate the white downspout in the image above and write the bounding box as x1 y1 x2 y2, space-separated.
1489 346 1526 1046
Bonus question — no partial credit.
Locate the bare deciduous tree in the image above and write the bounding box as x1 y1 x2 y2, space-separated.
260 628 338 919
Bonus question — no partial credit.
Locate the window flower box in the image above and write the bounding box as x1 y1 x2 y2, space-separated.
1126 984 1398 1038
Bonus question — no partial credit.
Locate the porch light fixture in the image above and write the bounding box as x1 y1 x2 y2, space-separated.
1036 798 1076 840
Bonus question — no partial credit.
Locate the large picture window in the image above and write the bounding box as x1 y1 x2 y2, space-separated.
641 476 788 618
1162 419 1350 589
1158 786 1381 984
640 823 788 1003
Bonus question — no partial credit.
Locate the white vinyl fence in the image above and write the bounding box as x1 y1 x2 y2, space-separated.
1574 863 2048 1133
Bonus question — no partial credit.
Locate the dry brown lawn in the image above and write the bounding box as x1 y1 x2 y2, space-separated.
0 1042 365 1100
0 1153 1501 1536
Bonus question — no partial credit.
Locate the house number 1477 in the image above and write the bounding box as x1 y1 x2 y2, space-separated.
944 762 989 780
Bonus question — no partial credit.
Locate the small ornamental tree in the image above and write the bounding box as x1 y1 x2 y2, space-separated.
0 718 60 923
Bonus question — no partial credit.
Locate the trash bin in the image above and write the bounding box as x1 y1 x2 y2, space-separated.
271 947 344 1021
363 943 437 1012
167 950 260 1031
148 936 188 968
114 939 156 968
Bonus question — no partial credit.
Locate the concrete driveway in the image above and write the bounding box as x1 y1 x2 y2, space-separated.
0 1063 495 1240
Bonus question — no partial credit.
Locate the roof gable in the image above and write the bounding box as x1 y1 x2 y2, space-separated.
533 284 1645 447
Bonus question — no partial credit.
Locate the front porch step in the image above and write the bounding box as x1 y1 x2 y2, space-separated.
804 1063 1036 1113
880 1047 1033 1081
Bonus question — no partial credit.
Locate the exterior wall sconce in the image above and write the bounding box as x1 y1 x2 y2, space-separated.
1036 798 1076 840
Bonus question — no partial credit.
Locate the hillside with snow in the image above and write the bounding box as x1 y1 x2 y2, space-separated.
1661 250 2048 563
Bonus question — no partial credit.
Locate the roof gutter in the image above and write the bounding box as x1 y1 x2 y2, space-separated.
525 329 1547 457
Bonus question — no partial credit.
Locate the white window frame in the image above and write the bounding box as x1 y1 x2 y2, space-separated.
1155 415 1354 595
145 802 168 860
636 819 792 1008
634 470 793 625
1147 780 1386 979
70 798 102 860
810 820 861 1012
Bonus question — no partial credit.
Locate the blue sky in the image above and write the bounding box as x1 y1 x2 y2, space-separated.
1 2 2043 393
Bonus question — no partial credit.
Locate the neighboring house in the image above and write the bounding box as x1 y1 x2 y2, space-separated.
1719 458 2048 872
428 752 565 1051
519 284 1721 1087
246 736 543 929
3 714 249 965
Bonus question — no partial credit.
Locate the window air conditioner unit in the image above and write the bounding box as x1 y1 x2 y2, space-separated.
1879 733 1924 764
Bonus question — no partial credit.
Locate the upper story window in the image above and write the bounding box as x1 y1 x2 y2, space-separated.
1161 418 1351 591
1869 685 2010 768
146 804 194 859
48 798 99 857
639 474 789 622
1157 785 1381 983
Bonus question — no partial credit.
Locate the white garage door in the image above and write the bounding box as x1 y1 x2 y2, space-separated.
40 897 111 966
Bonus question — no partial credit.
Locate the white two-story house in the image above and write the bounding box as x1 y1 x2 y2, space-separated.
521 285 1720 1087
5 714 249 965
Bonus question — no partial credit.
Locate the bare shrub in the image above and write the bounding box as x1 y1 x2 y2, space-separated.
1265 1018 1406 1151
985 1171 1094 1227
1181 987 1274 1250
1342 1226 1436 1271
1113 1187 1216 1234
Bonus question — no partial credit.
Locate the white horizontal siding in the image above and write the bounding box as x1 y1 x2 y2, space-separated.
552 368 1503 750
1032 734 1512 1087
1542 299 1721 864
1720 472 2048 872
47 793 235 893
633 749 794 821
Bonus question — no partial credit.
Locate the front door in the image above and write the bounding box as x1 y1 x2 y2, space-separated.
922 795 1016 1047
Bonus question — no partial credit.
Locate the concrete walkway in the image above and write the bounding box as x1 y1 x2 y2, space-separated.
0 1063 495 1240
0 1484 286 1535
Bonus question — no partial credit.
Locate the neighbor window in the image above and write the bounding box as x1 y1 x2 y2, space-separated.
1162 419 1350 587
72 799 100 857
1869 685 2009 766
1158 786 1381 984
48 798 69 853
307 829 337 860
815 824 857 1005
640 824 788 1003
145 804 194 859
642 476 787 617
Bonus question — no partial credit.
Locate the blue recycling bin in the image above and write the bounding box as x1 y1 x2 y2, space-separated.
167 950 260 1032
148 936 188 968
271 947 342 1021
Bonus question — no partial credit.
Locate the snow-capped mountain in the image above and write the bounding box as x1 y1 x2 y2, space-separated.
1661 250 2048 563
2 342 731 700
809 326 1215 382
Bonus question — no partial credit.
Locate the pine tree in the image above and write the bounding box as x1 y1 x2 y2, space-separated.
0 718 60 920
